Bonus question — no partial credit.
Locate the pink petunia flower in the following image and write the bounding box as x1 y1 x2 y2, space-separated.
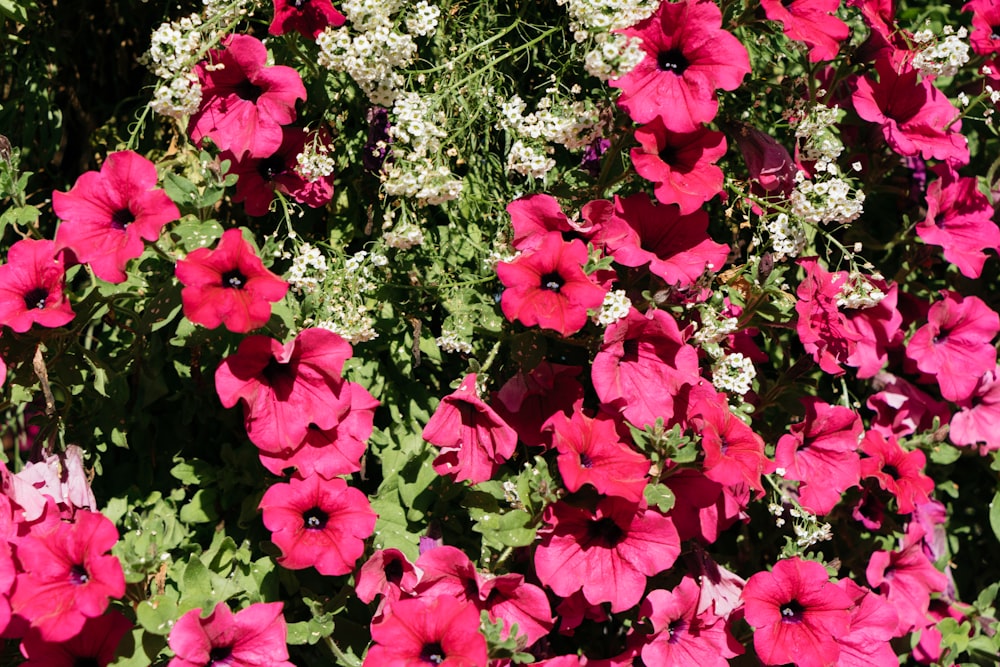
630 119 726 214
950 364 1000 453
423 373 518 484
665 469 748 545
168 602 293 667
14 445 97 518
497 232 607 337
268 0 346 39
760 0 850 63
534 496 680 612
610 0 750 131
916 165 1000 279
10 508 126 642
733 125 796 195
52 150 179 284
0 239 75 333
546 410 649 502
19 610 132 667
964 0 1000 56
834 578 901 667
852 56 969 165
773 399 863 515
859 430 934 514
222 127 335 216
176 228 289 333
189 34 306 159
492 361 584 448
905 291 999 402
741 557 853 667
362 595 488 666
866 371 950 439
355 548 420 606
866 524 949 633
215 328 355 454
688 386 768 493
259 473 376 575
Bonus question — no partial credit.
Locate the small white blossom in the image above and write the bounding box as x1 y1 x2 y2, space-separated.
712 352 757 395
594 290 631 326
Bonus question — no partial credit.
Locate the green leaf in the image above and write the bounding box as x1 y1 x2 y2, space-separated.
990 490 1000 544
470 509 536 550
180 488 218 524
182 556 212 600
644 483 676 514
929 443 963 465
109 628 168 666
135 596 180 636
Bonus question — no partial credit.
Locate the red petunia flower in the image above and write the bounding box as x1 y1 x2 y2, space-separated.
497 232 607 338
0 239 75 333
610 0 750 131
269 0 346 39
363 595 488 667
630 119 726 214
866 524 949 633
534 496 680 612
916 166 1000 279
733 125 796 195
688 386 768 493
834 578 901 667
259 473 376 575
741 557 853 667
905 291 1000 402
760 0 850 63
866 371 950 439
189 34 306 159
52 150 179 284
492 361 584 448
859 431 934 514
168 602 293 667
215 328 355 454
19 610 132 667
10 508 126 642
950 364 1000 453
176 228 289 333
423 373 517 484
964 0 1000 56
852 56 969 165
355 548 419 605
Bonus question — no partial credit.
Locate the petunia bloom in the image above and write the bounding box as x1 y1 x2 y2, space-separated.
0 239 75 333
52 150 179 283
950 364 1000 453
741 557 853 667
168 602 293 667
189 34 306 159
610 0 751 131
760 0 850 63
269 0 346 39
19 610 133 667
10 508 126 642
259 473 376 575
866 524 949 633
176 228 289 333
859 430 934 514
630 119 726 214
362 595 488 667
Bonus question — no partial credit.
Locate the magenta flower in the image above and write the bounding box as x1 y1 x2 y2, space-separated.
852 56 969 164
269 0 346 39
355 548 419 605
965 0 1000 56
362 595 488 667
215 328 355 454
189 34 306 159
916 166 1000 279
688 387 768 493
492 361 584 448
905 291 999 402
168 602 293 667
10 509 126 642
534 496 680 612
0 239 75 333
859 431 934 514
760 0 850 62
610 0 750 131
834 578 901 667
259 473 376 575
733 125 796 195
773 399 863 515
866 372 950 439
630 119 726 214
423 373 517 484
866 524 949 633
950 364 1000 452
19 610 132 667
176 228 289 333
742 557 853 667
52 150 179 283
497 232 607 337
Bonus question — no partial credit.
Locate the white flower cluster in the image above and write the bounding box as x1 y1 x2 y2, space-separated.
146 14 202 79
315 310 378 344
794 104 845 171
712 352 756 395
836 272 886 310
911 25 970 78
317 0 432 105
594 289 631 326
383 221 426 249
295 141 336 182
383 92 464 205
790 172 866 226
506 141 556 180
693 305 739 347
302 249 386 344
583 33 646 81
287 244 329 294
763 212 807 260
789 507 834 548
556 0 659 41
436 330 474 354
151 74 203 119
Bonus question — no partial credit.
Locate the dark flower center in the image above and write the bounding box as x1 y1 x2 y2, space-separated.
70 564 90 585
540 271 564 293
991 25 1000 40
621 338 640 363
74 659 100 667
932 327 950 345
235 80 264 103
781 0 796 7
384 558 404 584
658 144 678 165
258 155 287 181
222 269 247 289
588 516 625 546
303 507 329 530
23 287 48 310
291 0 310 7
657 48 689 75
420 642 446 664
111 207 135 230
667 618 687 643
262 356 294 383
579 452 593 469
780 599 805 622
209 645 233 664
883 463 900 480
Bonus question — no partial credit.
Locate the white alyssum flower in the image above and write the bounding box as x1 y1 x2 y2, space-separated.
383 222 426 249
912 25 970 78
505 140 556 179
405 1 441 37
295 142 336 182
836 272 886 310
287 244 328 294
712 352 756 395
436 330 474 354
763 212 807 260
583 33 645 81
594 290 631 326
